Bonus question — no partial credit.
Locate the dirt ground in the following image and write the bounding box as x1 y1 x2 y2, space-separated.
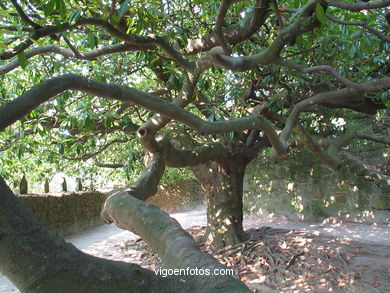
122 224 390 293
1 210 389 292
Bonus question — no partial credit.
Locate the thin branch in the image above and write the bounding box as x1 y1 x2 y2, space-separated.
214 0 234 55
10 0 41 29
330 132 390 154
324 0 390 12
105 0 117 21
326 14 390 42
93 157 125 168
0 43 142 74
61 34 82 58
64 139 128 161
185 0 271 55
277 60 390 92
0 17 193 69
289 130 390 170
271 0 285 28
0 26 34 32
279 78 390 145
293 124 341 170
284 45 319 58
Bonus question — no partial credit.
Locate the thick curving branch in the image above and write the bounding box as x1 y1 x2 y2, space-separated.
101 153 250 292
137 69 201 152
3 74 388 160
0 73 289 159
324 0 390 11
206 0 319 71
0 43 142 74
278 60 390 91
153 136 230 168
1 165 249 292
110 152 166 201
0 177 186 293
279 82 389 145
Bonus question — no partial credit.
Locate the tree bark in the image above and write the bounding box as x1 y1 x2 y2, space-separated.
101 191 250 292
0 153 250 292
0 177 183 293
101 153 250 292
192 160 249 248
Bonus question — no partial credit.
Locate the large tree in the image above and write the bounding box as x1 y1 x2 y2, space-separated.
0 0 389 291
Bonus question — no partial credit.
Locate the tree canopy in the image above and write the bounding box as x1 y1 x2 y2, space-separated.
0 0 390 291
0 0 389 189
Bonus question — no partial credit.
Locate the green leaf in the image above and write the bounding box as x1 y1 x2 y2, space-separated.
55 0 66 17
17 52 28 69
315 3 326 24
208 114 216 122
58 144 64 155
349 45 356 57
44 0 55 16
69 9 82 25
105 116 112 129
168 74 182 91
16 145 25 159
350 30 361 38
83 116 93 130
0 11 10 17
87 33 98 48
70 116 78 128
118 0 130 18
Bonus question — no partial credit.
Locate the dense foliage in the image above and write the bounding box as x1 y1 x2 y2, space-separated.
0 0 389 190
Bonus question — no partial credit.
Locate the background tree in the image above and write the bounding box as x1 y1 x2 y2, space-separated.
0 0 389 291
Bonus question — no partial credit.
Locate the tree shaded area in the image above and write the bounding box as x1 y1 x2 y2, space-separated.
0 0 389 291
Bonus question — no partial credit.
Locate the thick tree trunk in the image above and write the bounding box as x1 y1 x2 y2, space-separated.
101 153 250 292
0 153 250 292
192 160 249 248
0 178 182 293
101 191 250 293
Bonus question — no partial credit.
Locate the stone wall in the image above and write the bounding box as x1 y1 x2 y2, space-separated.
244 147 390 219
17 192 107 236
17 179 204 236
147 179 203 212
